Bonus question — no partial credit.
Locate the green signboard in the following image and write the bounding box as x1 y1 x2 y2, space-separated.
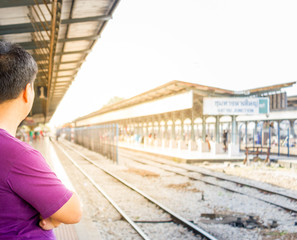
203 97 270 115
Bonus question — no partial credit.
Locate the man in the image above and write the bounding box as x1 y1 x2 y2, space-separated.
0 40 82 239
222 130 228 152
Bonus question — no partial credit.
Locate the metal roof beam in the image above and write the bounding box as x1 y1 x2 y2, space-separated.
33 49 89 59
58 35 100 42
0 0 50 8
55 60 83 65
19 41 49 50
51 81 70 84
39 76 74 81
61 15 111 24
55 49 90 55
19 35 100 50
36 61 49 65
53 88 67 91
39 61 81 68
33 54 49 61
54 68 77 72
0 22 45 35
53 75 74 79
37 68 78 72
54 85 69 88
0 15 111 35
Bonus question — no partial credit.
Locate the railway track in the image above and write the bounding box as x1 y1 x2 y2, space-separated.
54 140 218 240
119 148 297 214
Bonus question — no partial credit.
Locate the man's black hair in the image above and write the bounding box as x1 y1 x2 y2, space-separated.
0 40 38 104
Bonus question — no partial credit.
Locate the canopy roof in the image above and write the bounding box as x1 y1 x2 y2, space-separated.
0 0 120 122
76 80 296 122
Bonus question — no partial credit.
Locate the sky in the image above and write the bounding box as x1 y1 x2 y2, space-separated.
50 0 297 126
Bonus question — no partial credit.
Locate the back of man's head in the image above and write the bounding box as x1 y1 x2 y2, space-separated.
0 40 38 104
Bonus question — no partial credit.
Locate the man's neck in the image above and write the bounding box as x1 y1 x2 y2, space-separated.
0 101 23 137
0 122 17 137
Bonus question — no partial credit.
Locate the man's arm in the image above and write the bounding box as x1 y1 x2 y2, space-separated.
39 192 82 230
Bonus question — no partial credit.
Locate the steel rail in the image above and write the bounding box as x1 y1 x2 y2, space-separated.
53 142 151 240
120 149 297 201
59 141 218 240
119 150 297 214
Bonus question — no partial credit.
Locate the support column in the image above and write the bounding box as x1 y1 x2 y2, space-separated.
253 121 257 150
191 108 195 141
135 120 138 143
151 116 155 146
215 115 220 143
130 118 134 144
144 118 149 146
130 118 133 144
277 120 280 156
202 116 206 141
157 117 161 147
229 115 239 156
163 119 168 149
151 116 154 136
146 118 149 137
190 114 196 151
288 119 294 157
137 121 141 144
287 121 291 157
139 120 144 145
139 121 143 136
180 112 184 141
180 112 184 150
171 112 176 149
172 117 176 140
164 118 168 141
125 119 128 143
232 116 238 144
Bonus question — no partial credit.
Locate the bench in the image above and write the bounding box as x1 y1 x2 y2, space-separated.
243 146 270 164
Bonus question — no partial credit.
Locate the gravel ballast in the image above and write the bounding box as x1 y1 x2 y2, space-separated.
56 141 297 240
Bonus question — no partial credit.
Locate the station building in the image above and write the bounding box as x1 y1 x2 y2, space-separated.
73 80 297 156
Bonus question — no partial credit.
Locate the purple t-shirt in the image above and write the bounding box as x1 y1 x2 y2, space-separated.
0 129 73 239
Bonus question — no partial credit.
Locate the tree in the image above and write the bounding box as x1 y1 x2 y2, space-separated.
104 96 125 107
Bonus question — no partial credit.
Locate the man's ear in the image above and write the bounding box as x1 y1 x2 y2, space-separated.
23 83 31 103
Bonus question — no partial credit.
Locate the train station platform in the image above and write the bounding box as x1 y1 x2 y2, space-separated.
277 157 297 169
119 142 245 163
31 138 82 240
119 142 297 168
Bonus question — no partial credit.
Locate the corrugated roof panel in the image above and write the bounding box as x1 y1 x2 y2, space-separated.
61 53 83 61
0 7 29 24
57 63 79 69
63 40 91 52
2 33 31 43
72 0 112 18
57 71 76 77
56 78 70 82
67 23 99 38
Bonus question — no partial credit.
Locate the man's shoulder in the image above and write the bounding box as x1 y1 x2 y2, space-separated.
0 131 45 182
1 131 32 151
0 130 43 164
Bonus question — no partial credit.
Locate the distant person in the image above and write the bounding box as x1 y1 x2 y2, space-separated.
29 129 34 142
35 130 40 140
0 40 82 239
222 130 228 152
56 128 61 141
205 134 211 151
